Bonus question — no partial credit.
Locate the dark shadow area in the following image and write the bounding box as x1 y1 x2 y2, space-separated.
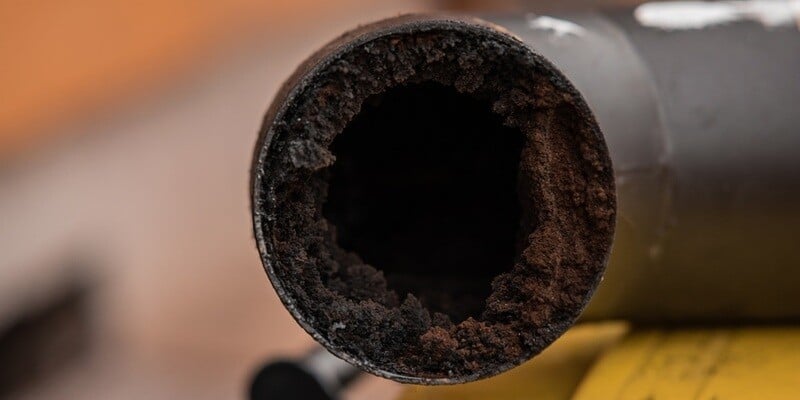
0 284 89 397
324 82 523 322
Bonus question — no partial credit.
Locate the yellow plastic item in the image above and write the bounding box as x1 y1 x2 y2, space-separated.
398 323 628 400
573 326 800 400
399 325 800 400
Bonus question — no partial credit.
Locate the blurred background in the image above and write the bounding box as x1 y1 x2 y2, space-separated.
0 0 639 399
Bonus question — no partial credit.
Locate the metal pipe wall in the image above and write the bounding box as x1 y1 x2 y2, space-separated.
488 7 800 322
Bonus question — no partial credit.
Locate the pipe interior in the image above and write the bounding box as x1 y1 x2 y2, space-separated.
323 82 524 323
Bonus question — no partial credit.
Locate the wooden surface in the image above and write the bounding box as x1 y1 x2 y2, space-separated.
574 326 800 400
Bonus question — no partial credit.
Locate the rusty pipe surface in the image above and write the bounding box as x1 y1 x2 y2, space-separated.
251 6 800 384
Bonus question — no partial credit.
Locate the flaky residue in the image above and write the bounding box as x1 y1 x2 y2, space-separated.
252 17 615 383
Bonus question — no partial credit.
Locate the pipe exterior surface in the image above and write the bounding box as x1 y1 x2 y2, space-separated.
487 9 800 322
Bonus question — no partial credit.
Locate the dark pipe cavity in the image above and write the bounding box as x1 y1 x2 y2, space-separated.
323 82 523 323
251 15 615 384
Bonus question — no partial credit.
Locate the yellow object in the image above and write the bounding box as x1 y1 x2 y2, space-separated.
399 325 800 400
574 326 800 400
398 323 628 400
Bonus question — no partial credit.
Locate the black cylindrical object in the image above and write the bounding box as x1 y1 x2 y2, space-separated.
251 7 800 384
250 348 360 400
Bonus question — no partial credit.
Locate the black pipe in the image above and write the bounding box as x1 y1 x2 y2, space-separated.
250 348 360 400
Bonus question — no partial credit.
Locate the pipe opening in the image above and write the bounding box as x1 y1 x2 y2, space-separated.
323 82 524 323
252 17 615 382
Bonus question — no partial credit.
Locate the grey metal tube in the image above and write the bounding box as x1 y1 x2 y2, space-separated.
488 7 800 322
